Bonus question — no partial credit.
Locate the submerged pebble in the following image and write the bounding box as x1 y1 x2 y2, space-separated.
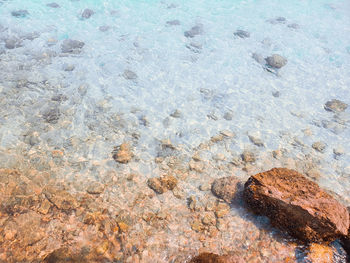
234 29 250 38
47 2 60 8
166 19 180 26
312 141 327 153
11 10 29 17
123 69 138 80
5 37 22 49
265 54 288 68
324 99 348 113
184 24 204 38
81 8 94 19
61 39 85 53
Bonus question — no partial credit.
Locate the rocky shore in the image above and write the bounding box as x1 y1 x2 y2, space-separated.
1 0 350 262
1 162 350 262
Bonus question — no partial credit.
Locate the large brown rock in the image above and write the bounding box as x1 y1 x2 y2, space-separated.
243 168 349 243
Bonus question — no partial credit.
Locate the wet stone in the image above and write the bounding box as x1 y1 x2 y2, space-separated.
123 69 138 80
202 212 216 226
223 112 233 120
324 99 348 113
333 147 345 156
11 10 29 18
211 176 239 203
265 54 288 69
63 63 75 71
241 150 256 163
170 109 182 118
61 39 85 53
51 94 68 102
147 175 178 194
234 29 250 38
184 24 204 38
248 134 264 147
43 187 79 211
81 8 94 19
113 143 133 163
47 2 60 8
86 182 105 194
312 141 326 153
244 168 349 242
166 20 180 26
42 108 60 124
288 23 300 29
267 16 287 24
5 37 21 49
272 91 280 97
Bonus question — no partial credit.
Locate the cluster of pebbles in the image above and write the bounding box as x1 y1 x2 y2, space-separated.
0 1 349 262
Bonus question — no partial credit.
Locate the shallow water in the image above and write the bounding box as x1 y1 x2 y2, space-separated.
0 0 350 262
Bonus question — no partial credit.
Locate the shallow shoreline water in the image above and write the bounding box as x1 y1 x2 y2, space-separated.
0 0 350 262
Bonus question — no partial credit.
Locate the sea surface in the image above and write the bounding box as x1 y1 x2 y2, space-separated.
0 0 350 262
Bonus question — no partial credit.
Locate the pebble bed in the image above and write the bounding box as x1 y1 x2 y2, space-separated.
0 0 349 262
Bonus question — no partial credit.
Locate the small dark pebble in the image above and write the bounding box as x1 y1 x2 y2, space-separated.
11 10 29 18
234 29 250 38
47 2 60 8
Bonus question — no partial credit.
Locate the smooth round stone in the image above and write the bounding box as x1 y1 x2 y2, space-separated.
265 54 288 69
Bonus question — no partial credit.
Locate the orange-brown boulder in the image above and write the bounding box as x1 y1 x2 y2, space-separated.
243 168 349 243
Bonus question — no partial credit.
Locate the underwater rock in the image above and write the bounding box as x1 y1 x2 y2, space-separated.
123 69 138 80
234 29 250 38
312 141 326 153
113 143 133 163
267 16 287 24
63 63 75 71
61 39 85 53
265 54 287 69
184 24 204 38
288 23 300 29
11 10 29 18
166 19 180 26
81 8 94 19
147 175 178 194
42 108 61 124
43 187 79 211
244 168 349 242
211 176 240 203
324 99 348 113
86 182 105 195
241 150 256 163
5 37 22 49
47 2 60 8
248 134 264 147
189 252 244 263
